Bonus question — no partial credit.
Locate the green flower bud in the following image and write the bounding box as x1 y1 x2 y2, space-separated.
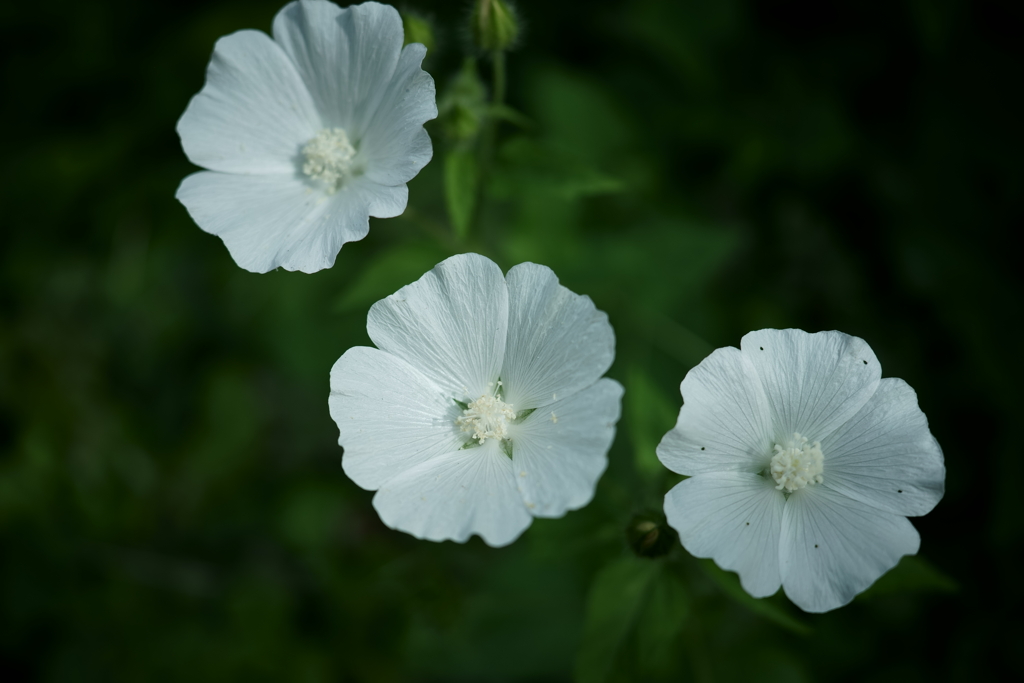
438 58 487 142
401 10 435 53
470 0 519 52
626 513 677 558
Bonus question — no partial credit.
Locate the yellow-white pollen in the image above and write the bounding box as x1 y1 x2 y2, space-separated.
456 394 516 444
770 433 824 493
301 128 356 192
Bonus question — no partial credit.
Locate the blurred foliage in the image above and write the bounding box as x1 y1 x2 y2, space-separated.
1 0 1021 680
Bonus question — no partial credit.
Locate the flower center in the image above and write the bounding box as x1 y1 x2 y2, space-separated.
301 128 357 192
455 393 516 444
770 432 824 493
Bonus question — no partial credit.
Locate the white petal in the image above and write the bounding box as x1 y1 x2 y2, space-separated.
500 263 615 410
272 0 404 135
372 440 533 547
367 253 508 400
349 176 408 218
663 472 784 598
509 378 623 517
175 171 377 273
822 378 944 517
177 29 320 174
741 329 881 442
780 484 920 613
329 346 464 490
657 347 774 476
360 43 436 186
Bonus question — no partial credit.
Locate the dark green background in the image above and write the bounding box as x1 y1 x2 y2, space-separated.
1 0 1020 680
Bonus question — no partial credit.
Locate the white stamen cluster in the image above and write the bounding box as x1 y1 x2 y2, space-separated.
301 128 357 192
770 432 824 493
456 394 517 444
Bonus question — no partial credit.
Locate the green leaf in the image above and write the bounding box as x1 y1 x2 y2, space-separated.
700 559 810 635
553 170 624 200
635 567 690 674
592 221 740 315
333 243 449 312
529 67 632 168
630 312 716 371
488 103 533 129
400 9 435 51
625 365 679 480
575 557 660 683
491 136 624 202
857 555 958 599
445 148 479 239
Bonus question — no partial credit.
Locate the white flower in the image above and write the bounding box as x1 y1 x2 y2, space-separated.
329 253 623 547
175 0 437 273
657 329 945 613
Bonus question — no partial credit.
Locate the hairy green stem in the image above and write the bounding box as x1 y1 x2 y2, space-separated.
491 49 506 109
465 50 507 244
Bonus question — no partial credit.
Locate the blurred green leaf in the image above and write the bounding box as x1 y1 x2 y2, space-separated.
400 9 434 52
529 67 632 168
625 365 678 480
700 559 810 635
858 555 958 600
185 367 260 479
636 313 716 371
592 221 740 313
403 544 585 681
445 148 479 239
555 172 624 201
488 103 533 129
333 243 450 312
575 557 660 683
277 483 347 551
493 136 624 202
635 567 689 675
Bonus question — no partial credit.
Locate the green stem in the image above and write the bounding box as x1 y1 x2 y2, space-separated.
469 49 507 245
491 49 506 109
479 51 506 174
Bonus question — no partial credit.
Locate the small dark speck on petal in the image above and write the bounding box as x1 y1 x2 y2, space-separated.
759 347 764 351
863 360 868 364
898 489 903 493
814 544 819 548
700 446 705 451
